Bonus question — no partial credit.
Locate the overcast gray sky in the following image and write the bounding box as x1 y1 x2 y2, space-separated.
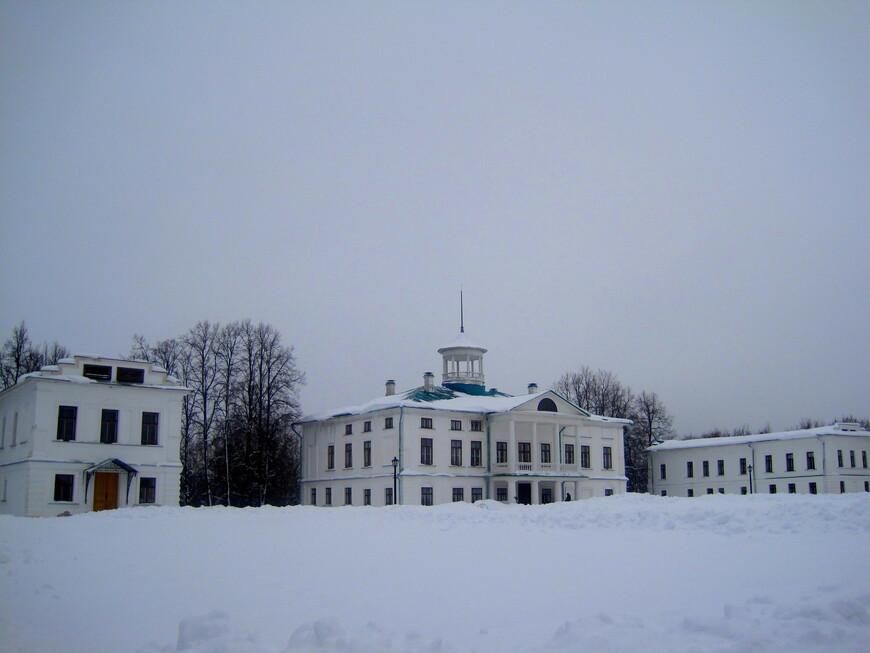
2 2 868 435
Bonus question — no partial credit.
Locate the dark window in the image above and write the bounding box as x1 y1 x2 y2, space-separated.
310 488 316 505
837 450 843 467
385 488 393 505
769 484 777 494
687 489 694 497
82 364 112 381
863 451 867 468
57 406 77 441
345 487 352 505
421 417 433 429
325 488 332 505
450 420 462 431
496 487 508 502
786 453 794 472
363 441 371 467
580 445 590 468
565 444 575 465
604 489 614 496
451 440 462 466
537 398 557 412
363 421 371 433
541 443 551 464
471 488 482 503
739 458 747 475
470 420 482 432
327 445 334 470
809 482 817 495
541 488 553 503
707 488 714 495
661 490 667 497
421 487 433 506
421 438 433 465
100 409 119 444
687 461 694 478
718 488 724 494
807 451 816 470
141 412 159 445
765 455 773 473
496 441 507 464
850 450 856 468
452 487 464 502
717 460 724 476
384 417 394 429
660 463 667 480
139 477 156 504
840 481 845 494
345 424 353 436
603 447 612 470
116 367 144 384
865 481 869 492
788 483 796 494
518 442 531 463
364 489 371 506
702 461 710 477
54 474 74 502
470 440 482 467
740 487 748 495
345 443 352 468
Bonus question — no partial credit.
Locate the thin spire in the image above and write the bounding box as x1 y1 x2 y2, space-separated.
460 287 464 332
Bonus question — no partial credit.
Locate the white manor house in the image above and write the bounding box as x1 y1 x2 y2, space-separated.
297 330 630 507
0 355 189 517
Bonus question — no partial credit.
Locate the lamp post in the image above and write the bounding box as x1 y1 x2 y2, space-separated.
748 464 753 494
391 456 399 505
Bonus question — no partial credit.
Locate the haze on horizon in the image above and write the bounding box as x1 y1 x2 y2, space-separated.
1 2 868 435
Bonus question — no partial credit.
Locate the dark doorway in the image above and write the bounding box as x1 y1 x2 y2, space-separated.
541 487 553 504
517 482 532 505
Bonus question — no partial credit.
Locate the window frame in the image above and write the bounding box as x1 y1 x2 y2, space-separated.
139 477 156 504
100 409 119 444
687 461 694 478
452 487 464 502
420 417 433 429
327 445 335 470
580 445 590 469
540 442 551 464
344 442 353 468
806 451 816 470
450 439 462 466
470 440 482 467
141 412 159 445
363 440 371 467
53 474 74 502
384 417 394 429
717 459 724 476
420 437 433 465
496 441 508 464
518 442 531 463
421 486 433 506
57 406 77 442
602 446 613 470
450 420 462 431
470 420 483 432
564 443 575 465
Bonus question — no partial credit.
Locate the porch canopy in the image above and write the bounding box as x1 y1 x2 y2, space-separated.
83 458 138 504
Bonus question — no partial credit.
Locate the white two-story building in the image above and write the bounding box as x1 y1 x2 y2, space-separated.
298 331 629 506
647 423 870 497
0 355 190 517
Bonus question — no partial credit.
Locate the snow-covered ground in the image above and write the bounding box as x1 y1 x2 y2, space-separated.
1 494 869 653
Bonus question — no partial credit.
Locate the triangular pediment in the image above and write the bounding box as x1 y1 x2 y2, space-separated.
509 391 590 416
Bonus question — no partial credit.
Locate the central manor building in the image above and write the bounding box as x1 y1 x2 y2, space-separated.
297 331 630 506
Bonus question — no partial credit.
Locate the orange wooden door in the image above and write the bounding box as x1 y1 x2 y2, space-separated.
93 473 119 511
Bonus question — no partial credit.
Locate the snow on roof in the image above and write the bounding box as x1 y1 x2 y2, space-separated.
648 423 870 451
437 331 487 352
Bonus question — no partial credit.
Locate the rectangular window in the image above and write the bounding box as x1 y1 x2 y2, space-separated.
837 450 843 467
452 487 464 502
364 489 371 506
345 443 353 468
451 440 462 466
788 483 796 494
327 445 334 470
116 367 144 384
765 455 773 473
421 487 433 506
363 421 371 433
718 488 725 494
603 447 612 470
809 482 817 495
139 477 156 504
363 441 371 467
344 487 352 505
421 438 433 465
141 412 159 445
580 445 591 468
687 489 694 497
496 441 507 464
310 488 317 505
604 489 614 496
769 484 777 494
345 424 353 436
863 451 867 468
470 441 482 467
450 420 462 431
807 451 816 470
384 417 394 429
325 488 332 505
421 417 433 429
707 488 714 495
739 458 747 475
471 488 482 503
54 474 74 502
541 443 551 464
470 420 482 432
840 481 845 494
541 488 553 503
717 460 724 476
82 364 112 381
740 486 748 495
702 461 710 477
660 463 667 480
865 481 869 492
518 442 531 463
850 450 856 468
496 487 508 502
686 461 694 478
57 406 77 441
661 490 667 497
385 488 393 505
785 453 794 472
565 444 575 465
100 409 119 444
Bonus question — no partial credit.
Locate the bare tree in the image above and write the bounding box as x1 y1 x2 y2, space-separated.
554 366 634 418
1 322 70 389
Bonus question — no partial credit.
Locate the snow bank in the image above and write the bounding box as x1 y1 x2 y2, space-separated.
1 494 868 653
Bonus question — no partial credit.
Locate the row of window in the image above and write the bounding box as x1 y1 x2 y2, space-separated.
55 406 159 445
52 473 156 503
342 416 485 436
659 449 869 481
663 480 870 497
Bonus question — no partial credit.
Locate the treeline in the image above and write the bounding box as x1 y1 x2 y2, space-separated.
130 320 305 508
683 415 870 440
0 321 70 389
553 366 674 494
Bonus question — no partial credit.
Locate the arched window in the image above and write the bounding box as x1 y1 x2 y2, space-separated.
537 398 557 412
